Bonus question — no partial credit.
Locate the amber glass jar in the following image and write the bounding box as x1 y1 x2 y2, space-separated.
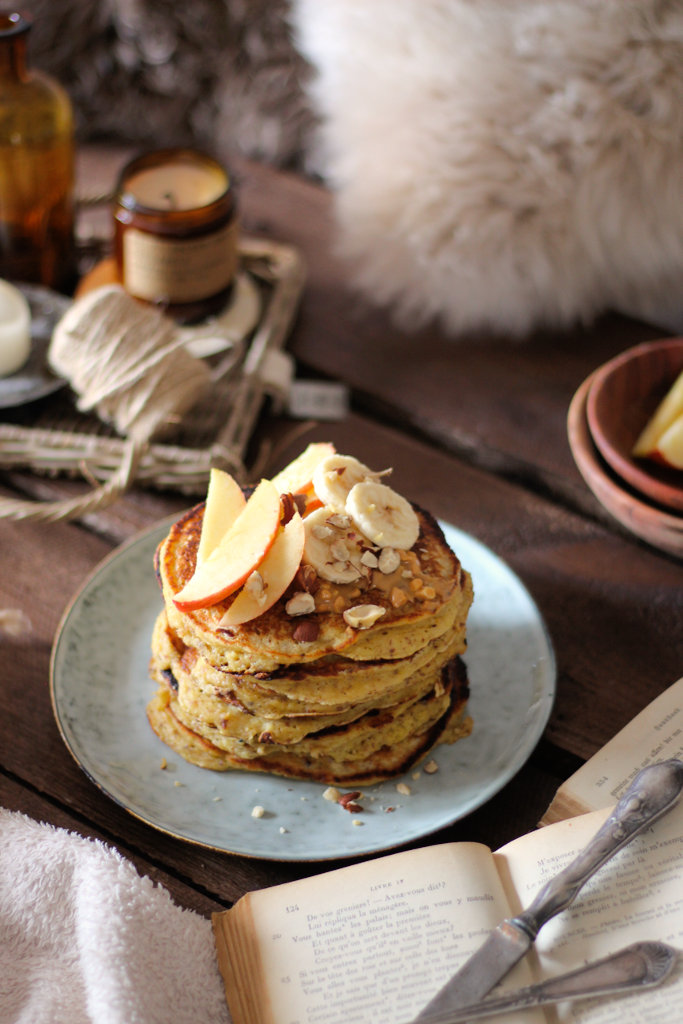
0 12 76 292
113 148 239 324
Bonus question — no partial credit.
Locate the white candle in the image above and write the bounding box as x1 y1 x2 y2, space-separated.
124 161 228 211
0 279 31 376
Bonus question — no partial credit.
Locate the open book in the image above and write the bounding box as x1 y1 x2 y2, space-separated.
213 783 683 1023
541 676 683 825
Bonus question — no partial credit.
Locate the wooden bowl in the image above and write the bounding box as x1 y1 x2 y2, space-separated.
568 373 683 559
585 338 683 513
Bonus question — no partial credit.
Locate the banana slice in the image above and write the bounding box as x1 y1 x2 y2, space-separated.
302 506 365 583
312 454 379 512
346 481 420 550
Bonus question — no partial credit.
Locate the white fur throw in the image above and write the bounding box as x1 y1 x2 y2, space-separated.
291 0 683 337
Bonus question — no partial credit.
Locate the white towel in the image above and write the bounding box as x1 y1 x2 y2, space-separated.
0 807 231 1024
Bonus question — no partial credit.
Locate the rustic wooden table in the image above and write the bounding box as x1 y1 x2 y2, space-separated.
1 147 681 918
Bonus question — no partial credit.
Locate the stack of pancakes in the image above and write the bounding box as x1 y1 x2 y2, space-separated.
148 485 474 785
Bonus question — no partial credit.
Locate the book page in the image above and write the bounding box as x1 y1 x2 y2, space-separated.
214 841 543 1024
541 677 683 825
495 803 683 1023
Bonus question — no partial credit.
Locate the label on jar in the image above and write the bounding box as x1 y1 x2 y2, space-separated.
121 220 239 303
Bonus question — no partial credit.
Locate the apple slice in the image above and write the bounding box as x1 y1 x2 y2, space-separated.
652 412 683 470
173 479 281 611
270 441 335 495
219 511 306 626
196 468 246 567
633 369 683 458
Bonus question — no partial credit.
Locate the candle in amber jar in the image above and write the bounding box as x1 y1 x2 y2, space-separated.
113 148 238 323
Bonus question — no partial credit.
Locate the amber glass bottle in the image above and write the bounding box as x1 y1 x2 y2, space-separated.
0 12 76 292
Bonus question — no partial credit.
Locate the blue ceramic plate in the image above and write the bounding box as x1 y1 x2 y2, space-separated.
50 518 556 861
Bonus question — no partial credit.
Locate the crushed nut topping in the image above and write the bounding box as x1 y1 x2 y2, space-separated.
296 563 320 594
339 791 363 813
343 604 387 629
245 570 267 604
423 760 439 774
292 493 308 516
360 550 379 568
280 492 296 524
312 524 333 540
251 805 265 818
286 591 316 616
330 539 350 562
293 618 319 643
390 586 408 609
378 547 401 574
396 782 411 796
327 513 351 529
323 787 341 802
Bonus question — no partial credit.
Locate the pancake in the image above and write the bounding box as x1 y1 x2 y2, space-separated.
147 656 472 785
151 609 466 716
158 501 473 673
150 611 457 745
147 450 475 784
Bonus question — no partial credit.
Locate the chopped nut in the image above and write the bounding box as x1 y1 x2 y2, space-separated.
327 513 351 529
333 560 361 580
329 539 349 562
286 591 316 616
396 782 411 796
343 604 387 629
280 492 296 524
423 760 439 774
323 787 341 802
385 806 396 813
251 805 265 818
360 550 379 568
292 493 308 517
410 577 424 592
333 595 347 614
312 524 333 540
390 586 409 609
418 585 437 600
293 618 320 643
402 569 413 579
159 758 168 770
245 570 267 604
339 791 363 812
296 563 320 594
378 547 401 574
352 819 364 827
279 826 288 834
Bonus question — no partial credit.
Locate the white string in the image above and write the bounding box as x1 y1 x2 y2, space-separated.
0 285 212 522
48 284 211 444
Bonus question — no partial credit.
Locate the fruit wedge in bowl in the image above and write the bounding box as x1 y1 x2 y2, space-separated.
585 338 683 514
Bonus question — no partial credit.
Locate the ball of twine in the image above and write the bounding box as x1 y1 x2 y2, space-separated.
49 284 210 444
0 285 210 522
